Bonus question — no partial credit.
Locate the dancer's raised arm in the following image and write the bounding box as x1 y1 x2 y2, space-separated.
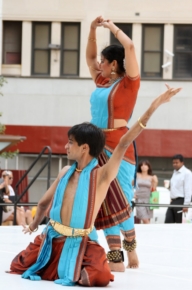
86 16 139 80
99 85 182 184
86 16 103 81
102 19 139 78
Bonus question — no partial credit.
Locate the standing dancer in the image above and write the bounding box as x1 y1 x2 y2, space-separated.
86 16 140 271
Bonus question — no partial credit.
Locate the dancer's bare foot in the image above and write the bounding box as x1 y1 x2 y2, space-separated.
108 262 125 272
127 250 139 269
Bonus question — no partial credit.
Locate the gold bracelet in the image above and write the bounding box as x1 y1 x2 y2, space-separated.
88 37 96 42
28 223 39 233
138 117 146 129
114 29 121 38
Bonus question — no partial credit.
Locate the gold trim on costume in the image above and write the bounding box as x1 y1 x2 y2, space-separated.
102 128 117 132
49 219 94 237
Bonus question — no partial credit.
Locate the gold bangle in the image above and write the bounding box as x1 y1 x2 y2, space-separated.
138 117 146 129
88 37 96 42
28 224 39 233
114 29 121 38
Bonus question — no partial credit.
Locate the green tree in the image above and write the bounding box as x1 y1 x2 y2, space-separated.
0 76 19 158
0 76 6 134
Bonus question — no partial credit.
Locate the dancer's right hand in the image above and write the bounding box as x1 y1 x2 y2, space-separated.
91 16 104 29
22 224 32 235
22 222 39 235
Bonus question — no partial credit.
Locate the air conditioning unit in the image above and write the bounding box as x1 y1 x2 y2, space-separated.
48 44 61 49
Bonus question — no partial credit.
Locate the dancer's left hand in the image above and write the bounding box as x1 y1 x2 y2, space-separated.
155 84 182 106
101 19 113 29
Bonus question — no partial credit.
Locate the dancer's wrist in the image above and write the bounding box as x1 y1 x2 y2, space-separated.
90 24 97 30
28 223 38 233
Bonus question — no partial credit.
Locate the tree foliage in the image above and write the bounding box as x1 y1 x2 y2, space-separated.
0 76 19 158
0 77 7 134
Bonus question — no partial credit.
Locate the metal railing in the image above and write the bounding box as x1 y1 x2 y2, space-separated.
134 202 192 208
1 201 192 215
1 202 192 209
1 200 192 225
2 146 52 225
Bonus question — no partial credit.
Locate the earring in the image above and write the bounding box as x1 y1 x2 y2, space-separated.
111 67 116 75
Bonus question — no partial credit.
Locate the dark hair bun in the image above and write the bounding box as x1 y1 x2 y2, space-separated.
101 44 125 74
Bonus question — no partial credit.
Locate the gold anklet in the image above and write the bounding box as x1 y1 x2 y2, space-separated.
123 239 137 252
107 250 124 263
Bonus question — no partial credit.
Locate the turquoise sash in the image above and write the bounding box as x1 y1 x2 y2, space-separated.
22 158 98 286
90 80 121 128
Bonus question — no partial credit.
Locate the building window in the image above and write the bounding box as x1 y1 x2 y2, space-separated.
142 25 163 78
61 23 80 76
32 22 51 75
3 21 22 64
174 25 192 78
110 23 132 45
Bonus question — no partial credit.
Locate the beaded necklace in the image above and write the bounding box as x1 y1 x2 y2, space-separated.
108 76 123 85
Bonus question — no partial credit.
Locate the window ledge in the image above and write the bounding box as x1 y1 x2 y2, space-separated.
141 77 192 82
1 64 21 76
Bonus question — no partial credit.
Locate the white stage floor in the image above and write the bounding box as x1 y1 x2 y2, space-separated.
1 224 192 290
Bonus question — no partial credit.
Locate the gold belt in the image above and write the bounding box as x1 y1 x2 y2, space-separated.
49 219 94 237
102 128 117 132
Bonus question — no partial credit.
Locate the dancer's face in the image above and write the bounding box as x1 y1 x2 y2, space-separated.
65 136 79 160
65 136 85 161
99 56 112 78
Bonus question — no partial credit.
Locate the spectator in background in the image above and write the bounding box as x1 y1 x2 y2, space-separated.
165 154 192 223
0 172 9 195
134 160 158 224
0 171 10 225
1 170 33 225
6 171 15 196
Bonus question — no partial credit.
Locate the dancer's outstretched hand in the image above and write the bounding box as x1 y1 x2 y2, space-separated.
154 84 182 107
22 223 38 235
22 224 32 235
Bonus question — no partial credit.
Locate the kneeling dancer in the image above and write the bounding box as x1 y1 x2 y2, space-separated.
8 84 181 286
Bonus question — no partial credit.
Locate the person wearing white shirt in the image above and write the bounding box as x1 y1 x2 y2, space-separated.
165 154 192 223
2 171 15 196
8 184 15 196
